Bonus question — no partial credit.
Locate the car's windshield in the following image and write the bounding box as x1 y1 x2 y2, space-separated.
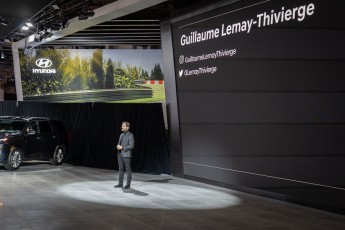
0 120 26 132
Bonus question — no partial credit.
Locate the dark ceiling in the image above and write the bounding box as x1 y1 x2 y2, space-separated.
0 0 53 39
1 0 121 43
0 0 53 67
1 0 207 41
0 0 208 67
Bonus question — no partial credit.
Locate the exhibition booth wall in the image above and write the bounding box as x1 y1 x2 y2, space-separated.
162 0 345 213
15 48 165 103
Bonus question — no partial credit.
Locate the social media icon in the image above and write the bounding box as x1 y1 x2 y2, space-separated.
179 55 184 64
179 70 183 77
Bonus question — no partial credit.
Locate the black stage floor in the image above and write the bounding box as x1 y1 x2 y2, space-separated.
1 163 344 229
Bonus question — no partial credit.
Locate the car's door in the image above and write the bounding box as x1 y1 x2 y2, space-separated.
25 121 42 158
38 120 57 158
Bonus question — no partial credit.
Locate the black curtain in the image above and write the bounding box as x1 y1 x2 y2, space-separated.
0 101 17 115
0 102 171 174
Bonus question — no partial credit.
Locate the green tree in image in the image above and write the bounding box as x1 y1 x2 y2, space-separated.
80 58 97 90
114 67 127 88
111 60 149 89
65 55 94 91
150 63 164 80
20 53 36 96
104 58 114 89
126 65 141 81
113 60 127 88
91 49 104 89
140 69 150 80
62 54 81 91
42 49 71 93
20 49 71 96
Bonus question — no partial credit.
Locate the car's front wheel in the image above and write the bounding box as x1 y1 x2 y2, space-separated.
4 149 22 170
50 145 65 165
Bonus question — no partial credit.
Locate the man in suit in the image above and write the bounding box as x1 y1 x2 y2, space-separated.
115 121 135 189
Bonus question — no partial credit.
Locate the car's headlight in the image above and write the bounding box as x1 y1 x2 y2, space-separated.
0 137 8 142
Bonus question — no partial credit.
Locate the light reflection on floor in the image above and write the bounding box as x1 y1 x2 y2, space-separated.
57 180 242 210
2 164 345 229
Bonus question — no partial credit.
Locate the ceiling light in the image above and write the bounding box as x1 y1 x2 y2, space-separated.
59 22 65 31
21 25 30 30
44 33 53 39
41 30 54 40
78 11 95 20
34 34 42 42
52 4 60 10
64 20 71 28
26 22 34 27
79 0 94 20
0 18 7 26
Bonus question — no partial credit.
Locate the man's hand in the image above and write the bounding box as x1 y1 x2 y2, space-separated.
117 144 123 150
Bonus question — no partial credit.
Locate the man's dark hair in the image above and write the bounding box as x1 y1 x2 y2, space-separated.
122 121 130 128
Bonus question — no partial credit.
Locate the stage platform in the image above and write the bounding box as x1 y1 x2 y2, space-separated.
1 163 344 230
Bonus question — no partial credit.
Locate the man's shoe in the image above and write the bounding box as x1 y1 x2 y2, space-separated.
124 184 131 189
114 184 123 188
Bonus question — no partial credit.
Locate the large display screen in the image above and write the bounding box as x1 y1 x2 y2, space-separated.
172 0 345 209
19 49 165 103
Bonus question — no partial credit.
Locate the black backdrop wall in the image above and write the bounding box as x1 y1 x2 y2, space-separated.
0 101 171 174
163 0 345 213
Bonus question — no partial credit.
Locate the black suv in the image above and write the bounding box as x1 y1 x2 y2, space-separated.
0 116 69 170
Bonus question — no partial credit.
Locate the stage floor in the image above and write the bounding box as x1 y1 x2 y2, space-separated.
1 163 344 230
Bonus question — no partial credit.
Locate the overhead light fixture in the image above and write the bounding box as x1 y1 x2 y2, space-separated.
52 4 60 10
44 33 53 39
32 23 42 42
34 34 42 42
78 0 94 20
41 30 54 40
64 19 71 28
78 11 95 20
59 22 64 31
59 18 70 30
26 20 34 27
52 0 61 9
21 25 30 30
0 18 7 26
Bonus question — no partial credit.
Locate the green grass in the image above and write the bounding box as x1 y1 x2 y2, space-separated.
115 84 166 103
29 85 166 103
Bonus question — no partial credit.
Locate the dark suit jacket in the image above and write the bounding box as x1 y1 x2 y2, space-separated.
118 131 135 157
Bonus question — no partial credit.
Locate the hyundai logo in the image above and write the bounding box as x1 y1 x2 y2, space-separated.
35 58 53 68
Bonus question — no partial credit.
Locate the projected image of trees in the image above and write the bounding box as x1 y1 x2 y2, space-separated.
19 49 165 103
